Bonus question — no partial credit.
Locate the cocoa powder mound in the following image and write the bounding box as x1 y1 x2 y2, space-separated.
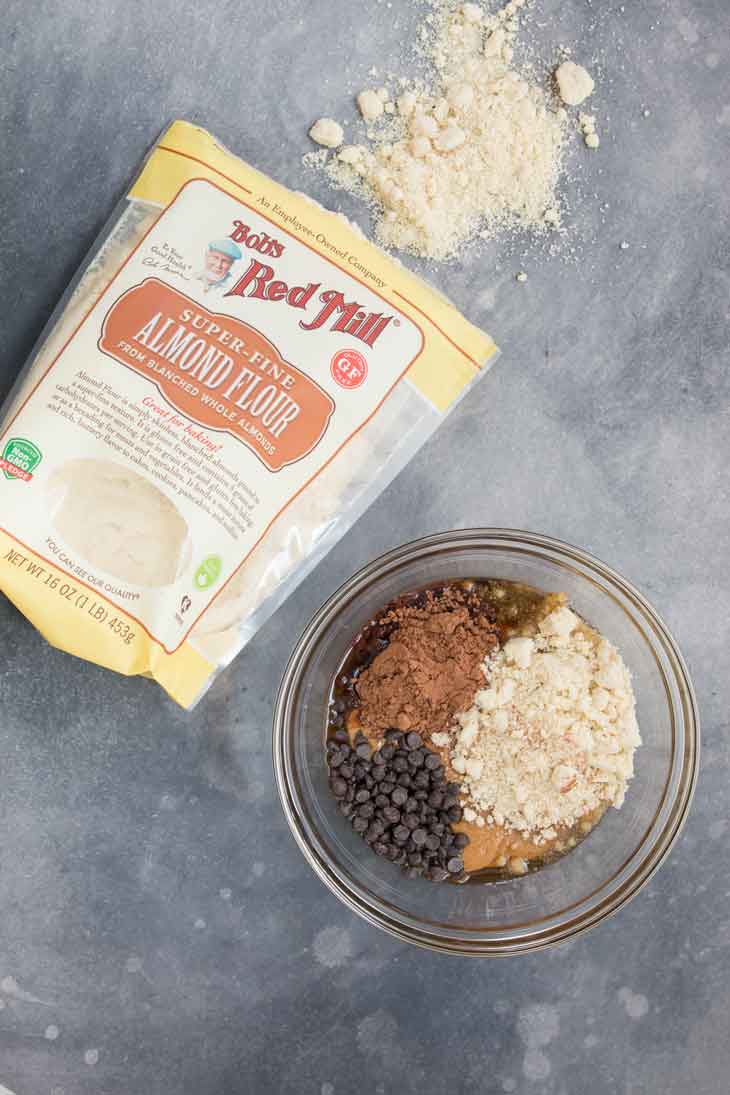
355 587 498 735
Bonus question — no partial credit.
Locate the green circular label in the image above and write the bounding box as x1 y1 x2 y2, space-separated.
194 555 222 591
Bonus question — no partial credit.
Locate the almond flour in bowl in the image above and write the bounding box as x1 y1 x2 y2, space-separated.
274 531 698 954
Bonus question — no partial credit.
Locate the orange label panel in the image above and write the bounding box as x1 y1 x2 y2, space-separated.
98 278 335 472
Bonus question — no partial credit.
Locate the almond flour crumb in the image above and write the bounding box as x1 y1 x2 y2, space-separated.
320 0 572 260
357 89 385 122
450 608 641 842
309 118 344 148
555 60 595 106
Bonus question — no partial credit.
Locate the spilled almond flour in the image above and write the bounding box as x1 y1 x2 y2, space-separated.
308 0 603 261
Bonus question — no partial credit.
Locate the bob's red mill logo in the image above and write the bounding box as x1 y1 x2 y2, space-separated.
225 220 395 347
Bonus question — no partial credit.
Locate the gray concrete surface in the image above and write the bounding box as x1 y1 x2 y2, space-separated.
0 1 728 1093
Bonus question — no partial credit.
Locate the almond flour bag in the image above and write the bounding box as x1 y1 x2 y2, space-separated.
0 121 498 706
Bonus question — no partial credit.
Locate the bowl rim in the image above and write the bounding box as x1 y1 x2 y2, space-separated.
272 528 700 956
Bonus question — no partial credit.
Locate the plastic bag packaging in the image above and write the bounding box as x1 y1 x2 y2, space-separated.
0 121 498 706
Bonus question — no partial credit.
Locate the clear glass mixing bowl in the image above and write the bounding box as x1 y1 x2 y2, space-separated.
273 530 699 956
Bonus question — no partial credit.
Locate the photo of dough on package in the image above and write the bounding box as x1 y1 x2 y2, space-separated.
0 121 498 707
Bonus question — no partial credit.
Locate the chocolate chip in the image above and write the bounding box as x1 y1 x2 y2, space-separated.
353 817 368 832
339 801 354 817
380 781 395 795
354 788 370 803
396 773 411 788
446 782 460 796
405 732 423 749
371 766 386 782
340 764 354 779
380 745 395 761
428 790 444 808
392 755 409 772
393 825 409 844
411 828 428 847
414 771 430 788
329 751 344 768
372 750 386 765
356 742 372 761
408 750 425 768
429 867 449 882
331 778 348 797
414 789 428 801
333 728 350 744
383 806 401 824
442 794 459 810
447 857 464 874
375 793 389 808
373 842 390 856
403 813 420 830
408 851 423 866
453 832 470 848
353 763 365 780
357 803 374 819
390 786 408 806
404 796 418 812
447 806 463 823
424 753 441 770
425 833 440 851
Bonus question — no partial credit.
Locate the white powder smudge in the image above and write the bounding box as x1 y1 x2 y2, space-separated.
677 17 699 45
0 1086 19 1095
523 1049 551 1081
709 819 727 840
252 862 265 878
313 925 354 969
717 106 730 127
84 1048 100 1066
357 1010 399 1058
219 888 233 901
502 1079 517 1092
44 1024 60 1041
618 987 649 1019
321 1085 335 1095
0 976 55 1006
125 956 143 973
705 52 720 68
584 1033 599 1049
517 1003 560 1048
194 918 207 931
517 1003 559 1084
